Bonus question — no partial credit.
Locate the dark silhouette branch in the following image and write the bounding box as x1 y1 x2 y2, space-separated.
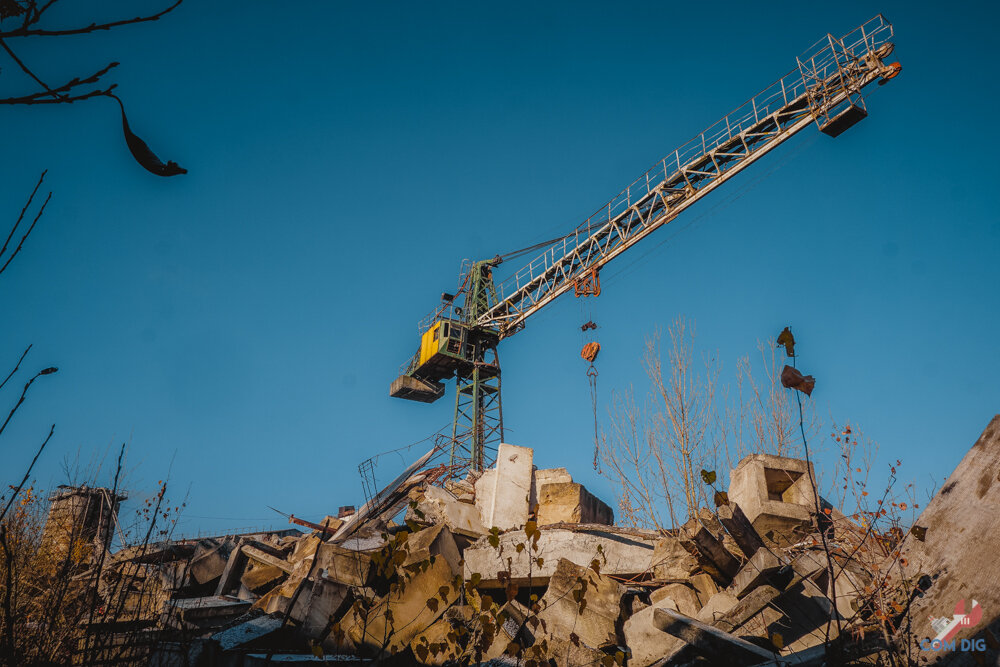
0 0 183 38
0 36 62 100
0 346 30 393
0 62 118 105
0 366 58 443
0 170 44 260
0 190 50 276
0 424 54 524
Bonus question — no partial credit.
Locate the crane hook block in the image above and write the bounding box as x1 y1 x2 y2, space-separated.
878 62 902 85
581 342 601 363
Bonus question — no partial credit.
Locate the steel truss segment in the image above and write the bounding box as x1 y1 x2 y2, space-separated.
477 16 893 334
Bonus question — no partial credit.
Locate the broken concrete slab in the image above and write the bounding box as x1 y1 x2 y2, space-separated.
342 555 461 656
893 415 1000 665
696 591 739 624
729 454 815 547
244 544 295 574
188 539 234 585
529 467 573 510
535 482 614 526
212 613 284 651
729 547 784 599
624 599 689 667
478 443 533 531
688 572 720 607
650 582 701 617
241 562 286 594
463 525 657 587
717 503 767 559
649 534 699 580
407 484 486 537
313 542 371 587
536 558 625 650
162 595 252 631
401 524 462 576
294 578 349 636
653 607 776 665
544 636 609 667
683 524 741 585
410 617 464 666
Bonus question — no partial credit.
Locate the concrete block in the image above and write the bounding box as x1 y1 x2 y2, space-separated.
623 600 687 667
401 524 461 576
314 542 371 587
650 583 701 617
696 591 739 624
529 467 573 510
536 558 624 649
535 482 613 526
544 637 609 667
211 614 283 651
409 615 465 665
188 539 233 585
463 526 658 587
241 562 286 594
296 578 349 636
728 454 815 546
158 560 191 591
688 573 720 607
344 556 461 656
649 535 698 580
729 547 784 598
407 485 486 537
477 443 533 531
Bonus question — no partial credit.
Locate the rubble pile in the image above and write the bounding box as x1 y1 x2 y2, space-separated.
87 420 1000 666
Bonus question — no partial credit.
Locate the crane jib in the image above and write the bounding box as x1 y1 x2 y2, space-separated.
477 25 896 335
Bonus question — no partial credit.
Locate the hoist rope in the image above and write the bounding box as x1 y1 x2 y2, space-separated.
588 364 600 471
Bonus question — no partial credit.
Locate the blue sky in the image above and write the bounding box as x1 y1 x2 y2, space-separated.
1 1 997 536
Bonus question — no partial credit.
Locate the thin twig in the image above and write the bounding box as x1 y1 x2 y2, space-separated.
0 346 30 393
0 191 50 276
0 367 58 442
0 0 183 38
0 424 54 524
0 37 64 100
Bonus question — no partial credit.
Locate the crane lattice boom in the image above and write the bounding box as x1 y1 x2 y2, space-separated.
479 15 896 336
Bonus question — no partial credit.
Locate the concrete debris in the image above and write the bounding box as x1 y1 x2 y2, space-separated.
535 558 625 649
535 481 614 526
463 524 658 587
83 436 998 666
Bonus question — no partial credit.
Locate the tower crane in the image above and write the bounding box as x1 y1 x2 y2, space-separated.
389 16 901 472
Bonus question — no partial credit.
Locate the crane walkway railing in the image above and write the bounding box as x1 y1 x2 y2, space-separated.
474 15 893 335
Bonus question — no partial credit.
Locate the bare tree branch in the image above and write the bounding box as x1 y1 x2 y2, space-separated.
0 366 58 443
0 0 183 38
0 347 30 394
0 37 62 100
0 62 117 105
0 424 54 524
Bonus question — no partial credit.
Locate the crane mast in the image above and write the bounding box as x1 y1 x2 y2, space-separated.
390 16 901 472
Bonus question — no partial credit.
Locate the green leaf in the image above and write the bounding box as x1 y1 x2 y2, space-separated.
713 490 729 507
701 469 717 485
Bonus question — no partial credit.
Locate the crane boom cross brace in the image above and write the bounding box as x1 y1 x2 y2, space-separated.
389 16 901 473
